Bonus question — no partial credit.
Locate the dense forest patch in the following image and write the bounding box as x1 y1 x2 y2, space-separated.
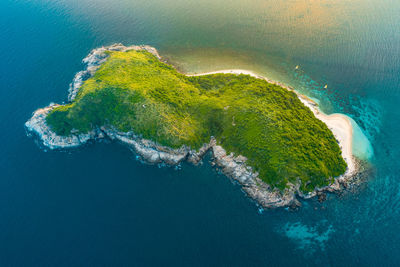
46 49 347 191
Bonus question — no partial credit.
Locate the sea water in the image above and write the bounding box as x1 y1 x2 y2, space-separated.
1 0 399 265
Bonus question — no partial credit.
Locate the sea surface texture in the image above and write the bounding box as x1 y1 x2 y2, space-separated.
1 0 399 265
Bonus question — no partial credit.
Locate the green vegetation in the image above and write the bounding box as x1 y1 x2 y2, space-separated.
46 49 347 191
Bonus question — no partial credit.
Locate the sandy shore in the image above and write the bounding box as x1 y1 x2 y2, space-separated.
298 97 355 176
189 69 356 177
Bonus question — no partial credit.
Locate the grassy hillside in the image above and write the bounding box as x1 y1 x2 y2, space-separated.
46 49 347 191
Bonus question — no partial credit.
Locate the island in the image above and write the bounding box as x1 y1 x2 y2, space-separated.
25 44 359 208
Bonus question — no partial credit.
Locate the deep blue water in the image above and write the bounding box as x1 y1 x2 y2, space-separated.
1 0 400 265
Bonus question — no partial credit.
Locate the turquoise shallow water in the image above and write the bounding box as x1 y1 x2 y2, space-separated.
1 0 399 265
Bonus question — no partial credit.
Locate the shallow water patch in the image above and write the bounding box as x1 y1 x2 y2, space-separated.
280 220 335 255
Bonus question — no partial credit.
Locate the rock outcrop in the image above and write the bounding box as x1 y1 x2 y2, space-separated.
25 104 98 149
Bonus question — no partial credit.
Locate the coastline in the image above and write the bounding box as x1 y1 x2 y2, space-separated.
25 44 361 209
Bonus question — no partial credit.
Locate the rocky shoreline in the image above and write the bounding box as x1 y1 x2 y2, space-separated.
25 44 360 209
